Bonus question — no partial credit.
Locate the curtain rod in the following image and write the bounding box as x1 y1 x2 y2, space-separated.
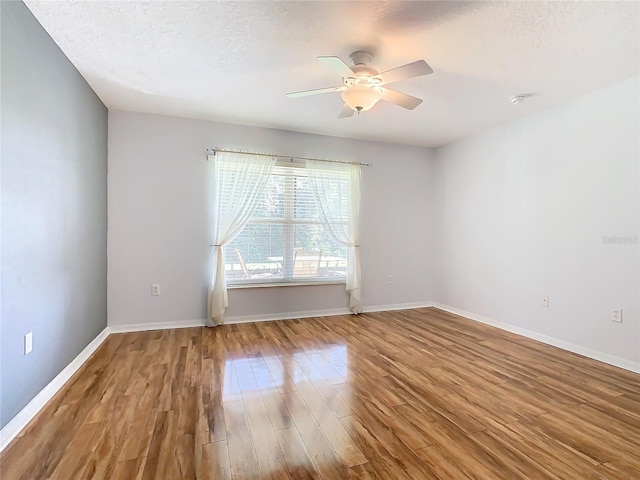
206 148 372 167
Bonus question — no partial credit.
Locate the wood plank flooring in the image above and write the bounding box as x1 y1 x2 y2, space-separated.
2 307 639 479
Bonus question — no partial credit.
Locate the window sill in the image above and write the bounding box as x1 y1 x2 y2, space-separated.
228 280 346 289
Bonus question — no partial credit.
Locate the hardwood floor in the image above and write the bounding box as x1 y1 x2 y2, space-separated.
2 307 639 479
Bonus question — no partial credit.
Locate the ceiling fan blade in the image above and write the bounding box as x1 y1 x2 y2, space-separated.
338 103 355 119
378 60 433 85
381 88 423 110
317 56 355 79
286 86 345 98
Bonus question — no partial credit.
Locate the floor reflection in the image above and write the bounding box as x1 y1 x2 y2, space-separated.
216 343 353 478
223 344 348 400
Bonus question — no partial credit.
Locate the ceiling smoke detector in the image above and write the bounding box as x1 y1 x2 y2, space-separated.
510 95 526 104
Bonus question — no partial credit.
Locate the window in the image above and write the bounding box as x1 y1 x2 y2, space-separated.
225 162 348 285
208 151 361 323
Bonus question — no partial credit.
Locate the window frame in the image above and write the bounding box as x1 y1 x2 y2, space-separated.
226 160 348 288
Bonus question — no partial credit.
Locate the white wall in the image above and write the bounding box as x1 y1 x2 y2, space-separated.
433 76 640 367
109 79 638 371
108 111 435 327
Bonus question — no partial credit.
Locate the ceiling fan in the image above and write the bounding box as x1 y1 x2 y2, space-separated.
286 51 433 118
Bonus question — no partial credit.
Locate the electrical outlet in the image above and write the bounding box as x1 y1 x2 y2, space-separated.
151 284 160 296
541 295 549 307
387 275 392 284
612 309 623 323
24 332 33 355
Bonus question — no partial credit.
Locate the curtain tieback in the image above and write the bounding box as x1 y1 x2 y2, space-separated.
354 244 360 247
209 244 222 247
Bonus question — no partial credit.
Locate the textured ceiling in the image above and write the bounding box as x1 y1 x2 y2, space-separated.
25 1 639 147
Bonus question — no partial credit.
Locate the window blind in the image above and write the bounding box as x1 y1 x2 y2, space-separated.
225 162 349 284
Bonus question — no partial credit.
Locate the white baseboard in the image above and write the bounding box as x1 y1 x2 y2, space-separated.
108 319 205 333
226 308 351 324
107 302 434 329
226 302 433 324
431 303 640 374
0 327 111 452
363 302 433 313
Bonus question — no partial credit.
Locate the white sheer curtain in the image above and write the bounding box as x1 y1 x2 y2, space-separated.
306 160 362 313
208 152 276 325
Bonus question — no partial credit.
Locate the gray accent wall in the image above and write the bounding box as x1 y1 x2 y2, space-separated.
1 1 108 428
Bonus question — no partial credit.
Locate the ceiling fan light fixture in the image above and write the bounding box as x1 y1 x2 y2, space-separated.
341 85 381 112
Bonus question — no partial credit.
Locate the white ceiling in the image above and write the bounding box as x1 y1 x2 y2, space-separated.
25 1 639 148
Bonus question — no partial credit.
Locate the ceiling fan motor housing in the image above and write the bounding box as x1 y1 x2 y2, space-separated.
349 51 373 66
345 52 380 86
